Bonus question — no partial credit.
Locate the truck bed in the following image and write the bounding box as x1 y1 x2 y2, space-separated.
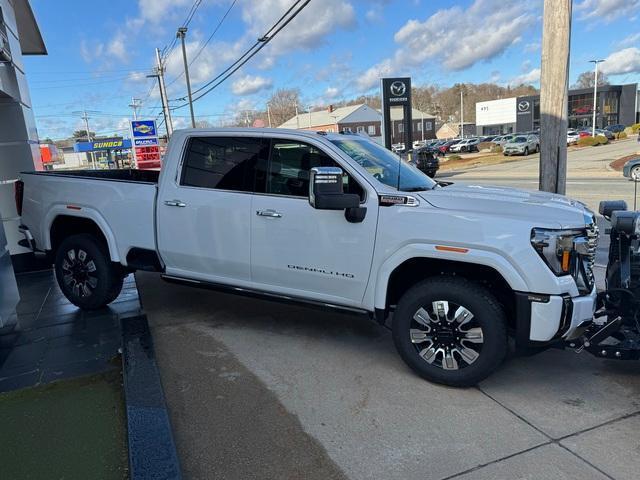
23 168 160 184
20 169 159 265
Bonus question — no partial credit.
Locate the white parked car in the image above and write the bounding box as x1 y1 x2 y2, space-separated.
449 138 480 153
17 129 598 387
567 129 580 145
503 134 540 156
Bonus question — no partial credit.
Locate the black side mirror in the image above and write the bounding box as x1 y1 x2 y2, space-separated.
309 167 360 210
309 167 367 223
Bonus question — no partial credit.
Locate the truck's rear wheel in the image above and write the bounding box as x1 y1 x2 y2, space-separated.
392 276 507 387
54 234 123 310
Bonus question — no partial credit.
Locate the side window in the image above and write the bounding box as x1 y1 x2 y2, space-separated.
180 136 267 192
262 140 364 200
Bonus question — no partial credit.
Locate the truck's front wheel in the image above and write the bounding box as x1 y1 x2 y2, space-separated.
54 234 123 310
392 276 507 387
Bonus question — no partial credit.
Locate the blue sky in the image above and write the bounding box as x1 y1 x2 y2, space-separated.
25 0 640 139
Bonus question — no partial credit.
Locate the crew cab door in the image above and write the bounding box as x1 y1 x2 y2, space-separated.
250 137 378 307
157 134 267 283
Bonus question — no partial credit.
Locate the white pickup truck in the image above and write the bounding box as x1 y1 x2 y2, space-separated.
16 128 599 386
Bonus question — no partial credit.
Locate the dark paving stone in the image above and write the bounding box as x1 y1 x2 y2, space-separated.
0 370 41 393
0 341 47 374
0 268 140 392
40 357 117 384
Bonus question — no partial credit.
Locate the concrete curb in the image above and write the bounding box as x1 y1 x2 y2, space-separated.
121 314 181 480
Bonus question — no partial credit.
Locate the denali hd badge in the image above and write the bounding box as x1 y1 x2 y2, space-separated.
288 264 354 278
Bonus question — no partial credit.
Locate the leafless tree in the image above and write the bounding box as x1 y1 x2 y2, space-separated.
571 70 610 89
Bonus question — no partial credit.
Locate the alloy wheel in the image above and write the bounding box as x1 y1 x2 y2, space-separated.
61 248 98 297
409 301 484 370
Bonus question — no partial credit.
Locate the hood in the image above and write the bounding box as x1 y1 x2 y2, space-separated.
504 141 525 148
419 183 592 229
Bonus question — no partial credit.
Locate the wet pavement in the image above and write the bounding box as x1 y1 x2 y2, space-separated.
0 270 141 393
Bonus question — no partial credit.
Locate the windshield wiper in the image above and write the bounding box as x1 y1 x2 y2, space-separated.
402 186 431 192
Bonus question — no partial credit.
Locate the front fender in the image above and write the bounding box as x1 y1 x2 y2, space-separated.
372 243 530 310
43 205 121 262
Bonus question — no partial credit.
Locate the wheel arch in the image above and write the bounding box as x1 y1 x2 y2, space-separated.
374 247 528 329
46 210 120 262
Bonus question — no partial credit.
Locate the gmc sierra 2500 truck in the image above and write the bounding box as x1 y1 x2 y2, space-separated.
16 128 599 386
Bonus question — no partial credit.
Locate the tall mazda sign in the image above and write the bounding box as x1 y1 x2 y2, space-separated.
380 77 413 150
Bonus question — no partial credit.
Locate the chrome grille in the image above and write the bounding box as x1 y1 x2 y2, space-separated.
583 219 599 289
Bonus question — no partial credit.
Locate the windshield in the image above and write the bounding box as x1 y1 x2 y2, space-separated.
513 136 527 143
330 138 437 191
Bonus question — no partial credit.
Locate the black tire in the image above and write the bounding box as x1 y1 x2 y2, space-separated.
523 147 529 156
54 234 123 310
392 276 508 387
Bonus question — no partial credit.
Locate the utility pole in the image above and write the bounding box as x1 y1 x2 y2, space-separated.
539 0 572 194
308 106 312 129
295 103 300 129
267 103 272 128
177 27 196 128
128 97 141 120
421 110 424 142
149 48 173 137
590 59 605 137
81 110 96 169
459 85 464 139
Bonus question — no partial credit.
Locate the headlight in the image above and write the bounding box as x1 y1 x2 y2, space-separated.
531 228 584 275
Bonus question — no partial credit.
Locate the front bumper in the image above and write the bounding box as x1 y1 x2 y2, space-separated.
504 148 525 155
514 287 597 348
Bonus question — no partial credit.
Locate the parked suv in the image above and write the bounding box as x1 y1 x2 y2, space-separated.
17 128 599 387
449 138 479 153
503 135 539 156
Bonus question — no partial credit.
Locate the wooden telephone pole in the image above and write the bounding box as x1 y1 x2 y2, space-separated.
539 0 572 194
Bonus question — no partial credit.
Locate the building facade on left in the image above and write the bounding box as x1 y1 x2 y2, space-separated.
0 0 46 257
0 0 45 329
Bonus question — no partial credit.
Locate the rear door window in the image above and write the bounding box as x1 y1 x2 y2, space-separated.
180 136 268 192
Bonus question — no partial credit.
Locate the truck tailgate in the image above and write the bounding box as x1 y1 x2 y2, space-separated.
20 171 157 264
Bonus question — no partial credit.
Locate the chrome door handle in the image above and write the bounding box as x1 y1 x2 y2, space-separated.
164 200 186 207
256 209 282 218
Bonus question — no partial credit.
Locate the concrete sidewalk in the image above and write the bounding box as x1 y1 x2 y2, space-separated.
137 272 640 480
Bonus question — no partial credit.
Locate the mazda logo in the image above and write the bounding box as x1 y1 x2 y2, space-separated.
518 100 530 112
390 81 406 97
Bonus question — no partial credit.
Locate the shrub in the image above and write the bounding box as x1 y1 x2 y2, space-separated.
595 135 608 145
616 131 628 140
477 141 493 151
448 154 462 161
577 136 599 147
490 145 503 153
630 123 640 134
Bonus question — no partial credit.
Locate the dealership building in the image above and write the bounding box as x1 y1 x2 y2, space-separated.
475 83 639 135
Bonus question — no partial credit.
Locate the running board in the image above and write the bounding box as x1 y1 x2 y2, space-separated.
160 274 372 318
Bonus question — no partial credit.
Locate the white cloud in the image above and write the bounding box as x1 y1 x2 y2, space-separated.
615 32 640 49
240 0 355 56
79 39 104 63
356 0 537 91
137 0 192 24
600 47 640 75
127 71 148 83
575 0 640 23
509 68 541 85
231 75 273 95
325 87 339 99
107 33 127 62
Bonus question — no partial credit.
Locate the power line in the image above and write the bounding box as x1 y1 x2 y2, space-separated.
171 0 310 109
161 0 204 63
165 0 238 88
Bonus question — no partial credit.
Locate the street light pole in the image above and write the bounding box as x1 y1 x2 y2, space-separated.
295 103 299 129
308 105 312 129
589 59 605 137
267 103 272 128
177 27 196 128
459 85 465 139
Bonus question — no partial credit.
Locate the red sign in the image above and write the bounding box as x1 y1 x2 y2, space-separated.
135 145 161 170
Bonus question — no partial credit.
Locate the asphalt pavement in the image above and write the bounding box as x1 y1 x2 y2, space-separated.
137 271 640 480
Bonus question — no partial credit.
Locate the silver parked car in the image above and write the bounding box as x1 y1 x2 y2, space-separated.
503 135 539 156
